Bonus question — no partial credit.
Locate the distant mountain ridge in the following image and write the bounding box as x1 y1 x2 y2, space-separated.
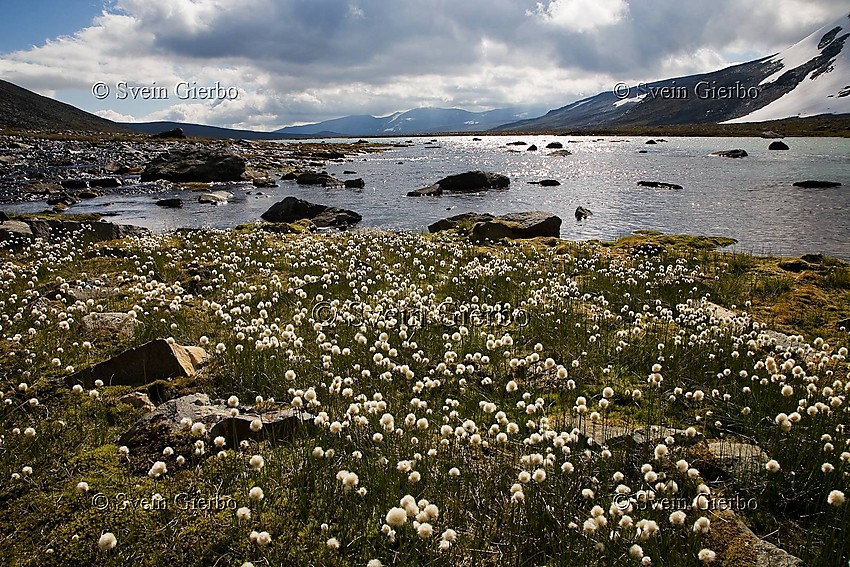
0 79 129 133
497 12 850 131
274 107 546 136
121 121 295 140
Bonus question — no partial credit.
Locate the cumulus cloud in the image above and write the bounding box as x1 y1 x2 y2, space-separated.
529 0 629 33
94 109 139 122
0 0 847 128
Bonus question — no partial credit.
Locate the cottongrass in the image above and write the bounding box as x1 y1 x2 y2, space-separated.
0 226 848 565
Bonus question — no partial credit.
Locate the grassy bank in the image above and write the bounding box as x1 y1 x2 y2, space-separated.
0 226 847 566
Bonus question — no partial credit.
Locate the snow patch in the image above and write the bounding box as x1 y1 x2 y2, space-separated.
613 93 647 108
726 13 850 123
760 18 846 85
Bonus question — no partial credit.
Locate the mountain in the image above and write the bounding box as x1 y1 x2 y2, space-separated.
122 121 296 140
0 79 130 133
497 13 850 131
725 14 850 123
275 107 545 136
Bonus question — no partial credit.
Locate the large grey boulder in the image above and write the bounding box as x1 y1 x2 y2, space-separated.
82 312 141 340
711 149 748 158
152 127 185 139
407 184 443 197
140 146 246 182
428 212 495 233
118 393 314 451
261 196 361 228
296 172 345 188
408 171 509 197
197 190 232 204
437 171 509 192
0 220 34 246
575 207 592 221
471 211 561 241
64 339 209 388
3 219 149 245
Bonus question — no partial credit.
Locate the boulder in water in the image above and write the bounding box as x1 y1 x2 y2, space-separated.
261 196 361 228
711 149 748 158
141 147 246 182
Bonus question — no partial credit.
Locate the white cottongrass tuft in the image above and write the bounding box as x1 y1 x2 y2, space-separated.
386 507 407 527
98 532 117 551
249 455 265 471
827 490 845 507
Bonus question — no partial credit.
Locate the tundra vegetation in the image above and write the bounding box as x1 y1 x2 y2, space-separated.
0 225 847 566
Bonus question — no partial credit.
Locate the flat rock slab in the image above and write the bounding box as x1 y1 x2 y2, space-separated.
638 181 683 190
118 393 314 451
141 147 246 182
407 183 443 197
792 180 841 188
82 312 141 340
711 149 748 158
296 172 344 188
119 392 156 413
578 422 702 448
712 511 803 567
471 211 561 241
1 219 149 247
434 170 509 191
428 212 495 233
65 339 209 388
261 196 361 228
408 171 509 197
0 220 34 246
198 190 233 204
156 198 183 208
707 441 769 478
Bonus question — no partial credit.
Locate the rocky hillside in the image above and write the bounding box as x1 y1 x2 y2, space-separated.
497 13 850 131
123 121 296 140
0 79 129 133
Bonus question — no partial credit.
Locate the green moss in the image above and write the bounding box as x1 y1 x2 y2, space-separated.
13 212 103 222
610 231 738 251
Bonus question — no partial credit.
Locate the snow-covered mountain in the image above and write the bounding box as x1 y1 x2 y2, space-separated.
274 106 546 136
725 14 850 122
497 12 850 131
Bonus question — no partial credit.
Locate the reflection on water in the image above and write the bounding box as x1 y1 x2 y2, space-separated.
7 135 850 258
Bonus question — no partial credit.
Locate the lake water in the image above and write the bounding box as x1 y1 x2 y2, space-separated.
8 135 850 258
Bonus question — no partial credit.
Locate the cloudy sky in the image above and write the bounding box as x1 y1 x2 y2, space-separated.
0 0 846 130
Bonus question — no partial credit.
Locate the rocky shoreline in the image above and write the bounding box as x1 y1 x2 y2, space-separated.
0 134 384 206
0 134 844 253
